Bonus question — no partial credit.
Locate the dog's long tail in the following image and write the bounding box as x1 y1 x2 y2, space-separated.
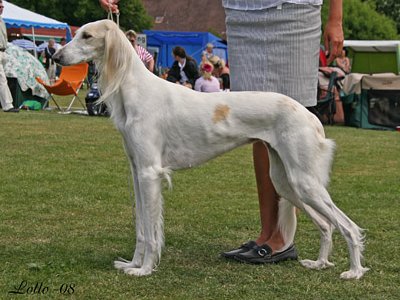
277 198 297 251
317 138 336 188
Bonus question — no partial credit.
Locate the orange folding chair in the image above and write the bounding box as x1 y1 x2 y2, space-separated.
36 63 89 112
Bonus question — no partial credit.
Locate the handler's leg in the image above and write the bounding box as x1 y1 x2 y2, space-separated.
252 141 284 250
222 141 298 263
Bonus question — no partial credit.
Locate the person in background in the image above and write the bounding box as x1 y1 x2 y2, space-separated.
202 43 215 63
166 46 199 89
56 37 67 77
125 29 154 73
59 37 67 48
195 62 220 93
43 39 57 83
209 56 230 91
221 0 343 264
0 0 18 112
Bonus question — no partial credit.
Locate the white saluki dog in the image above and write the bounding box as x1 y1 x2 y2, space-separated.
53 20 368 279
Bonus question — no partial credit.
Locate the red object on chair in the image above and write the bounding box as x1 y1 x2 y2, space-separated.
319 48 327 67
36 63 89 111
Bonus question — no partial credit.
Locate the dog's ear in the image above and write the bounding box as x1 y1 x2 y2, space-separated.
103 25 121 83
100 23 132 101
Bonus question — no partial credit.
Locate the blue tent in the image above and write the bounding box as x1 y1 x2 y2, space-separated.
143 30 228 69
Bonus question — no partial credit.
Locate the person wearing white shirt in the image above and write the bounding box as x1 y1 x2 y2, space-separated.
0 0 18 113
221 0 343 264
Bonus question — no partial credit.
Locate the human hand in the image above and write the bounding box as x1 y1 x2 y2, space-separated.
323 0 344 65
323 19 344 65
99 0 119 13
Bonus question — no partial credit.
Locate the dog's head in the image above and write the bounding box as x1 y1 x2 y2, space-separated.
54 20 135 102
53 19 124 66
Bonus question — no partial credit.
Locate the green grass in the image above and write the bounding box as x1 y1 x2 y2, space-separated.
0 109 399 299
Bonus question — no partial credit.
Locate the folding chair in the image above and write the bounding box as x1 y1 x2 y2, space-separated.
316 71 338 125
36 63 89 112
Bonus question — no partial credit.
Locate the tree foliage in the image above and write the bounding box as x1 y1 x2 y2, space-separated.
9 0 153 31
322 0 398 40
365 0 400 34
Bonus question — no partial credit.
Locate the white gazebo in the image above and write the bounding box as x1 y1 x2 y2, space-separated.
2 0 72 51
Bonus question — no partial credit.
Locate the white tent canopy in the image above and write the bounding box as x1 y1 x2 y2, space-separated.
2 0 72 40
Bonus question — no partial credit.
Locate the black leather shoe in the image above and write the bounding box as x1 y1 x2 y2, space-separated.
4 108 19 113
234 244 298 264
221 241 257 259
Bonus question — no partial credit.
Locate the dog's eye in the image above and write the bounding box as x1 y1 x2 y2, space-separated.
82 32 92 39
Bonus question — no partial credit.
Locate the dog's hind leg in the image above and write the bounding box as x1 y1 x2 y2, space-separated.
273 137 368 279
114 159 146 271
300 204 335 269
291 178 368 279
329 205 369 279
123 166 164 276
320 201 368 279
268 145 335 269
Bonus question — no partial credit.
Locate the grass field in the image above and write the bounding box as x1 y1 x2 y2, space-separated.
0 108 399 299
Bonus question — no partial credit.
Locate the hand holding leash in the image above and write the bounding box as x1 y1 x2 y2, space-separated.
99 0 120 26
99 0 119 13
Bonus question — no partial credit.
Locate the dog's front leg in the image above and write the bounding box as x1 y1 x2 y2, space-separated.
114 162 146 271
123 167 164 276
130 167 146 266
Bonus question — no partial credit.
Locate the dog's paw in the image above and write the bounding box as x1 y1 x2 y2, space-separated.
300 259 335 269
124 267 152 277
114 259 140 271
340 267 369 280
114 260 130 270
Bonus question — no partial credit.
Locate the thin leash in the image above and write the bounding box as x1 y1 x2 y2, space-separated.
107 0 120 27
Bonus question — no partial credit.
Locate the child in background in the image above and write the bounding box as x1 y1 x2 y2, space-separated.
194 62 220 93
